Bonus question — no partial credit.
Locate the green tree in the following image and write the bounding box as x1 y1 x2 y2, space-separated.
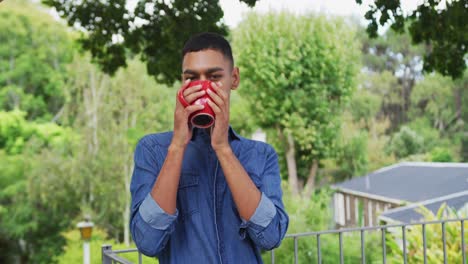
411 73 461 133
58 55 175 245
0 0 75 120
0 111 78 264
43 0 466 81
42 0 258 84
335 129 369 180
348 87 381 129
232 12 359 196
358 28 425 129
0 54 176 262
357 0 467 79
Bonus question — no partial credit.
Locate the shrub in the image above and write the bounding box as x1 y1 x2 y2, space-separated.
387 204 468 264
429 147 454 162
387 126 424 158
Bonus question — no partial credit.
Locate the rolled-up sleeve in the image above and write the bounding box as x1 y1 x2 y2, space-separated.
239 146 289 250
130 139 177 257
139 193 178 230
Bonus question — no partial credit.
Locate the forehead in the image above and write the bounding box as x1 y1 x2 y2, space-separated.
182 49 229 72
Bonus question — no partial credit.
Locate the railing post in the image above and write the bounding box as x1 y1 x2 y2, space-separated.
402 225 407 264
381 228 386 264
97 218 468 264
339 232 344 264
294 236 298 264
317 234 322 264
360 229 365 264
442 222 447 264
422 223 427 264
462 220 466 264
102 244 112 264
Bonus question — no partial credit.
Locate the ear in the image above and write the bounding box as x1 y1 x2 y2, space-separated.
231 66 240 90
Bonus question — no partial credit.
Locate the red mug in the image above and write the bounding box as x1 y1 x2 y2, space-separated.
177 80 215 128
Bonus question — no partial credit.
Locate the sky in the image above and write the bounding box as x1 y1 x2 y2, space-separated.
218 0 423 28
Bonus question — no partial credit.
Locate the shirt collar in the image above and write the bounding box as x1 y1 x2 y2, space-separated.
190 125 241 142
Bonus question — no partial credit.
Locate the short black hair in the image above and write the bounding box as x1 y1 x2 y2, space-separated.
182 32 234 66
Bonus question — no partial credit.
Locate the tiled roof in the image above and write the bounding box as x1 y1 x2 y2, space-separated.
379 191 468 223
333 162 468 202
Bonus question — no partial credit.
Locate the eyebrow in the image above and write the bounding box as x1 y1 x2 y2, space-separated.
183 67 224 75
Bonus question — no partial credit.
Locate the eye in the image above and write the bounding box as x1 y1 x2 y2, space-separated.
211 75 222 80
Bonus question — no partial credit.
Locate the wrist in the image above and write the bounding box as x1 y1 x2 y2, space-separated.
213 144 233 156
169 142 187 153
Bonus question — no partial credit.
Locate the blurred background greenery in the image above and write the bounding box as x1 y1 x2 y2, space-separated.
0 0 466 263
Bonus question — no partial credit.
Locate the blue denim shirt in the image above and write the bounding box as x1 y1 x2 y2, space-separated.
130 127 289 263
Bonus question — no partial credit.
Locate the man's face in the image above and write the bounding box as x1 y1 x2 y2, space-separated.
182 49 239 96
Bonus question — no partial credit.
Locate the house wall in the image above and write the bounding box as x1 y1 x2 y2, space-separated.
334 191 400 228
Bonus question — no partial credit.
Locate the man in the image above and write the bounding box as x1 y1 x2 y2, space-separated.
130 32 289 263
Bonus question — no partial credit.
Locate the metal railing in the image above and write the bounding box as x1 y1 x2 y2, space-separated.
102 218 467 264
102 245 142 264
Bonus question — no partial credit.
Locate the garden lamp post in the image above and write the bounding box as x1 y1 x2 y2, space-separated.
77 218 94 264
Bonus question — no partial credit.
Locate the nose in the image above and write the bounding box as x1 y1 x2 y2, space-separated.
199 75 208 81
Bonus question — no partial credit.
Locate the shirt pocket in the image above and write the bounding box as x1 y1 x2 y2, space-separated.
177 172 200 218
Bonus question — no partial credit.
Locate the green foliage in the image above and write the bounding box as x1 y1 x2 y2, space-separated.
359 29 424 76
348 88 381 127
229 92 257 137
42 0 259 84
406 117 442 151
462 134 468 162
0 1 75 120
1 1 466 262
387 204 468 264
387 126 424 159
0 110 78 262
361 70 407 130
358 28 426 130
233 11 359 166
335 130 369 180
411 73 460 133
56 228 157 264
57 56 176 244
429 147 454 162
356 0 467 79
262 186 381 263
0 110 75 154
0 150 80 263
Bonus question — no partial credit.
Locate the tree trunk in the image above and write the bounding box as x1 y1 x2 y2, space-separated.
123 161 131 246
303 159 319 198
83 70 105 210
286 132 299 196
122 112 136 246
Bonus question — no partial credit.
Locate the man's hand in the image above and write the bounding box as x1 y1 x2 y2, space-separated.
171 80 205 149
207 81 231 152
